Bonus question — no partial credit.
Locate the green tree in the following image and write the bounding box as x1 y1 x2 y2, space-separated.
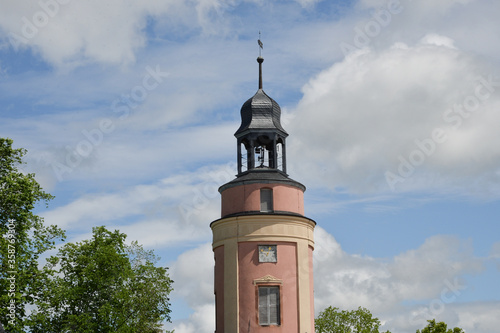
315 306 391 333
28 226 174 333
0 138 65 332
416 319 464 333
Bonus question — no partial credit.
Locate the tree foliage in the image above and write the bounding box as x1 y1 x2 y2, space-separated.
0 138 65 332
28 226 174 333
416 319 465 333
315 305 466 333
315 306 391 333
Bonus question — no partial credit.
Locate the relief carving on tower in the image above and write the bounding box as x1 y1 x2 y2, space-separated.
253 274 283 285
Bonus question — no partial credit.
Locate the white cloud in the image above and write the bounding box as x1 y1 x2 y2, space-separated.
170 304 215 333
380 301 500 333
490 242 500 271
41 163 234 247
490 242 500 258
345 0 500 66
170 243 214 306
313 227 485 332
169 243 215 333
418 33 456 49
0 0 239 68
288 36 500 195
389 236 481 299
357 0 477 21
454 302 500 333
294 0 323 8
161 228 489 333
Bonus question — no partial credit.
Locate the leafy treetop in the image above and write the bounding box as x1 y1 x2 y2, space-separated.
0 138 65 332
28 226 174 333
416 319 465 333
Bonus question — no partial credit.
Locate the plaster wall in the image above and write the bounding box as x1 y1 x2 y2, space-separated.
211 215 316 333
221 183 304 217
238 241 298 332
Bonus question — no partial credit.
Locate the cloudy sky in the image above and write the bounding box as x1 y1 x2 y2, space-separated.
1 0 500 332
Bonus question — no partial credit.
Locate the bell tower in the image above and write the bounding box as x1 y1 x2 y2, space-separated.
211 56 316 333
235 56 288 176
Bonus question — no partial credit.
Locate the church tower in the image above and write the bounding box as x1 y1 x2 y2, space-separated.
211 56 316 333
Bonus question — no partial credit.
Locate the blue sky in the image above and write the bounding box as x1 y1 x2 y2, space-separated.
1 0 500 332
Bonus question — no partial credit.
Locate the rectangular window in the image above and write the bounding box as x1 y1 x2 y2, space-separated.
258 286 280 326
260 188 273 212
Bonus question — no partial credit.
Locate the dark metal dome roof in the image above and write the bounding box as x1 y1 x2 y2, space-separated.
234 88 288 137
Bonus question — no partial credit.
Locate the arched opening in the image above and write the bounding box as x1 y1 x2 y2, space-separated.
237 135 286 175
255 135 272 168
255 145 269 168
276 141 283 172
240 142 247 173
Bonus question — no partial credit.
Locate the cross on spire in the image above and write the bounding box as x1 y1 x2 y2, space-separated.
257 31 264 89
258 31 263 57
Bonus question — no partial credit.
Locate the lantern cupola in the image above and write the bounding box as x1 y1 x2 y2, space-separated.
235 56 288 175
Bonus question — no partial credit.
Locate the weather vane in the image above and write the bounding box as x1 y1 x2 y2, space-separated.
258 31 263 57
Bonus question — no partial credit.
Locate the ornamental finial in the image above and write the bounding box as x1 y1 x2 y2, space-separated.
257 32 264 89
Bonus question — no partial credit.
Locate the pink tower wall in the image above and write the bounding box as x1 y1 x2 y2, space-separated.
221 183 304 217
214 180 315 332
238 241 298 333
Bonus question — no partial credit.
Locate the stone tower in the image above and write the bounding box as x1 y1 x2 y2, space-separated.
211 56 316 333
